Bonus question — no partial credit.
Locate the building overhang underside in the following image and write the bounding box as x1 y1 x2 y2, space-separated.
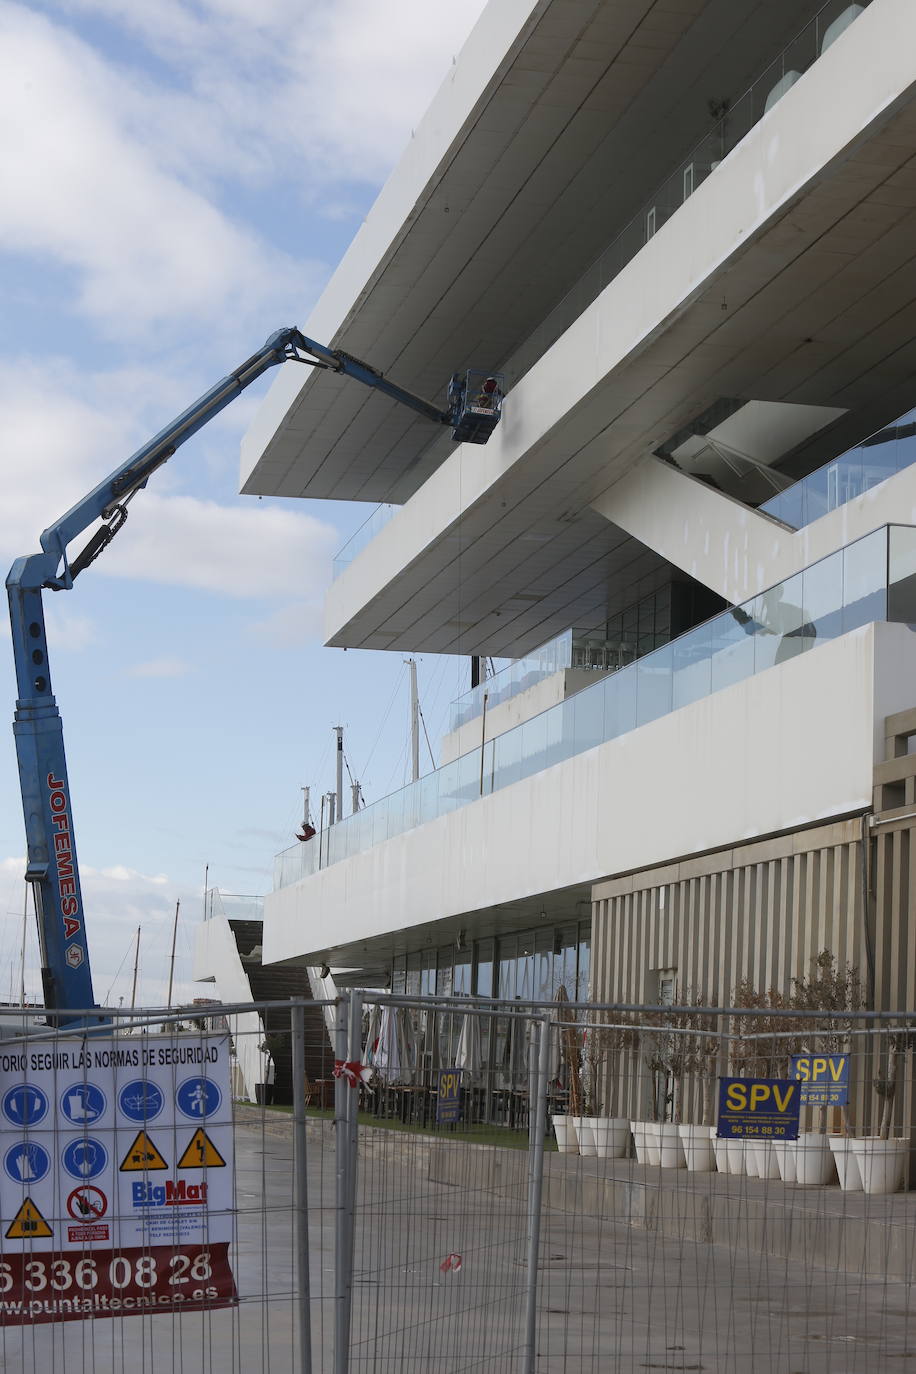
264 883 592 973
243 0 916 660
324 73 916 658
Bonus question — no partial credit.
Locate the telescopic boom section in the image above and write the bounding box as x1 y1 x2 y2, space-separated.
6 328 503 1020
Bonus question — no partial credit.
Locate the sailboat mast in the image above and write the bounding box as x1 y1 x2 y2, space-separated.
166 899 180 1010
129 925 141 1017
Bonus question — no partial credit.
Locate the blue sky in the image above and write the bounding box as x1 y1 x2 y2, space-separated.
0 0 487 1007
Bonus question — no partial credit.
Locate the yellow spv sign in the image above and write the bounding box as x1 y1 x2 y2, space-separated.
717 1078 800 1139
789 1055 849 1105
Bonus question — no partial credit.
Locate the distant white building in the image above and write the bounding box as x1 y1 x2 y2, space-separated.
228 0 916 1021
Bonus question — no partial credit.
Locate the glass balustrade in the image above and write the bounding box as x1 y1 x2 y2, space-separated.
761 409 916 530
275 525 916 891
332 504 399 579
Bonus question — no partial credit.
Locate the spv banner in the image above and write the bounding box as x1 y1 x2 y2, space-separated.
717 1077 800 1140
0 1033 236 1324
789 1054 849 1106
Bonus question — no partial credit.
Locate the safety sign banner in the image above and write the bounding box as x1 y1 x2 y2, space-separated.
716 1077 800 1140
789 1054 850 1106
0 1034 237 1324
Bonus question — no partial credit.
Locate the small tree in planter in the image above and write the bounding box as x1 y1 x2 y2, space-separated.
850 1027 914 1193
581 1010 639 1120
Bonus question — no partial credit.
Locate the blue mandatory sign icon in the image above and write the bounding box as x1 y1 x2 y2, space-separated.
60 1082 106 1125
118 1080 164 1124
4 1141 51 1185
2 1084 49 1128
62 1137 108 1181
176 1077 221 1120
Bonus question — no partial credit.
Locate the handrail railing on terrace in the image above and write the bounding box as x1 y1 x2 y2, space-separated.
275 524 916 890
448 403 916 733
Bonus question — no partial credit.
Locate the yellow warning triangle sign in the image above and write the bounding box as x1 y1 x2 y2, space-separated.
6 1196 53 1239
177 1127 226 1169
120 1130 168 1172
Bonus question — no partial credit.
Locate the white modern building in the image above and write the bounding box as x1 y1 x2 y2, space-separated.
228 0 916 1021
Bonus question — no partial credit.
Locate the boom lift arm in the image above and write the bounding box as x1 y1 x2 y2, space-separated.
7 327 503 1021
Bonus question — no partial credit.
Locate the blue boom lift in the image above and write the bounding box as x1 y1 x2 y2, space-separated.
6 327 503 1022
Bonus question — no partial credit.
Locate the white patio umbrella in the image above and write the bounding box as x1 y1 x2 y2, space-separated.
373 1006 401 1082
362 1004 381 1070
455 1011 483 1083
395 1007 417 1085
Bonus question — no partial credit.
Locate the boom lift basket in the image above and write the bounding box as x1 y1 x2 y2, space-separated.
448 370 505 445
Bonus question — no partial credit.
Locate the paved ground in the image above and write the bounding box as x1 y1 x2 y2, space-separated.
0 1120 913 1372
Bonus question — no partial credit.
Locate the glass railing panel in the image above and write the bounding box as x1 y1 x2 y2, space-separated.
519 712 548 783
438 758 462 814
893 414 916 473
635 643 673 727
672 621 713 710
888 525 916 623
708 607 756 691
761 407 916 532
603 663 637 741
571 678 605 754
371 800 390 847
803 550 844 643
493 725 522 792
332 504 399 580
456 750 481 807
843 527 887 630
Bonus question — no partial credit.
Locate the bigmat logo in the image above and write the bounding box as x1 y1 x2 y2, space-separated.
132 1180 209 1208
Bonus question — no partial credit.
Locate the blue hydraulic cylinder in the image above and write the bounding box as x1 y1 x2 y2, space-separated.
6 580 96 1019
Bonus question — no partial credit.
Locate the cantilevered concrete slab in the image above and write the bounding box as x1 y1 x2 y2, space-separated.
241 0 826 506
323 0 916 656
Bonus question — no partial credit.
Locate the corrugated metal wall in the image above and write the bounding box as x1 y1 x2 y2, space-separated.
591 818 869 1008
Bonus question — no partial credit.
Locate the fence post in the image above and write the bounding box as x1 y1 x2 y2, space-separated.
524 1015 550 1374
334 993 351 1374
291 1000 313 1374
344 992 363 1319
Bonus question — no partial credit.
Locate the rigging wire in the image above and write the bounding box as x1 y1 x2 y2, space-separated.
417 701 436 770
357 661 407 784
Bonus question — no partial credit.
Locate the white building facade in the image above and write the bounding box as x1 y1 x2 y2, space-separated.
239 0 916 1015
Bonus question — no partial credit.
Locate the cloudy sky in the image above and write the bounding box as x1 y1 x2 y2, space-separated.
0 0 488 1008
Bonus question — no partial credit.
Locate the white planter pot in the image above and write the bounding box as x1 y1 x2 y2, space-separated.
645 1121 661 1167
850 1137 909 1195
574 1117 598 1157
712 1133 730 1173
657 1122 686 1168
590 1117 631 1159
552 1114 578 1154
679 1123 716 1172
795 1132 836 1186
723 1137 746 1175
630 1121 650 1164
828 1136 862 1192
772 1139 797 1184
747 1139 780 1180
744 1141 760 1178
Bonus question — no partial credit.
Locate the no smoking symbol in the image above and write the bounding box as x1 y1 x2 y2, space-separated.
67 1185 107 1222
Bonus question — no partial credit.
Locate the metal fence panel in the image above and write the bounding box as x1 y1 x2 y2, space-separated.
0 997 913 1372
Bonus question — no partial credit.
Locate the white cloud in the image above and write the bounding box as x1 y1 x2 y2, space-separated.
0 359 337 608
103 492 336 599
47 0 490 190
0 856 197 1009
0 4 324 334
126 657 191 679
